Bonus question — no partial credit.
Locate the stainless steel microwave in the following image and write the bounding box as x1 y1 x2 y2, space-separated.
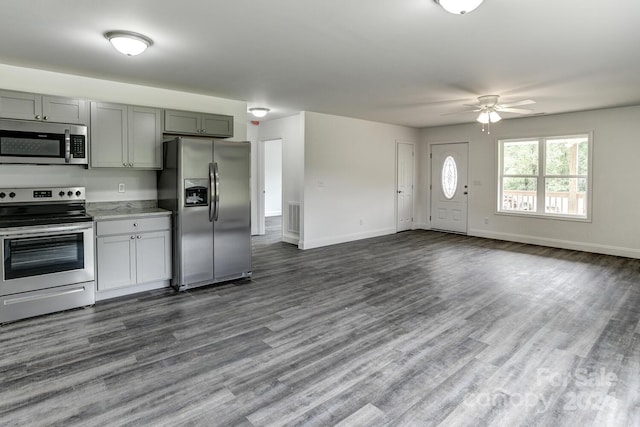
0 119 88 165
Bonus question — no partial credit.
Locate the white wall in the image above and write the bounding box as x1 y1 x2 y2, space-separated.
420 105 640 258
301 111 419 249
0 63 247 202
264 139 283 217
255 114 304 244
0 165 157 202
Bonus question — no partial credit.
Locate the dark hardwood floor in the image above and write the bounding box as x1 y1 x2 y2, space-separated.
1 222 639 426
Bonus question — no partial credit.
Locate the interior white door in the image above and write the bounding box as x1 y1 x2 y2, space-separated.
258 138 283 237
396 142 414 232
431 142 468 233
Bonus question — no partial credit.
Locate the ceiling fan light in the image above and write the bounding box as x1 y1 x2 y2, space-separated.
434 0 484 15
477 111 490 124
249 107 270 118
489 111 502 123
105 31 153 56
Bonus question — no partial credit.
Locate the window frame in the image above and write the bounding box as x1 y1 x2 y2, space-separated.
497 132 593 222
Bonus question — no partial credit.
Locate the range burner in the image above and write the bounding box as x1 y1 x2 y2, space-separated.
0 186 91 229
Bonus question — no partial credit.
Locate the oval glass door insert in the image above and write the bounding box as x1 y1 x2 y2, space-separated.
442 156 458 199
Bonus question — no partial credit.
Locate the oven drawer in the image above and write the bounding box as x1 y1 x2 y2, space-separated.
0 281 94 324
96 216 171 236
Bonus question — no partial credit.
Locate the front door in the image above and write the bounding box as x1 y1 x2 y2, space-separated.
431 142 468 233
396 142 414 232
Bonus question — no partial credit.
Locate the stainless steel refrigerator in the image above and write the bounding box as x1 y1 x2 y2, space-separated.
158 137 251 291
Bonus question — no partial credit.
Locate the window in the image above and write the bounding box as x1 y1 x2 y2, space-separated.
441 155 458 199
498 133 591 220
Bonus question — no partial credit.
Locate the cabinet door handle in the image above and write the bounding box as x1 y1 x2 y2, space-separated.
133 223 138 227
136 235 141 239
123 162 127 167
130 235 135 239
35 115 42 120
43 116 48 120
129 162 133 167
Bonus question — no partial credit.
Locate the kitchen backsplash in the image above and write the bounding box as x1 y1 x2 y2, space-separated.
0 165 157 202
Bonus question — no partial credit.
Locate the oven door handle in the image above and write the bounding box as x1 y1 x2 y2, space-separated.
0 223 93 238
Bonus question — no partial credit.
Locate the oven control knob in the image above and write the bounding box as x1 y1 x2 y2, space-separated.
0 192 5 198
67 191 73 197
9 192 16 198
75 190 82 197
59 191 65 197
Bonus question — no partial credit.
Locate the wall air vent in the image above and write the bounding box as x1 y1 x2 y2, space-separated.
287 202 300 234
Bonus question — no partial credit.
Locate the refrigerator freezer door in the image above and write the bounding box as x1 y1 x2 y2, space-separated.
179 138 214 287
213 140 252 281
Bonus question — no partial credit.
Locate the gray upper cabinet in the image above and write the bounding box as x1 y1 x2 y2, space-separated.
164 109 233 138
90 102 162 169
43 96 89 124
0 89 88 124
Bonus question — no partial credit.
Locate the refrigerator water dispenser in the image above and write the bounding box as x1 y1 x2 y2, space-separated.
184 179 208 207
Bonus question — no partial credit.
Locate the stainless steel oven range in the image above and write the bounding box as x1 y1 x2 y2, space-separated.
0 187 95 323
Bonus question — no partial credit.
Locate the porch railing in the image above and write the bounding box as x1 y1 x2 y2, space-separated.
502 190 586 215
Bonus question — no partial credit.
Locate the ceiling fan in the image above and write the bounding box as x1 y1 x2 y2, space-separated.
448 95 536 133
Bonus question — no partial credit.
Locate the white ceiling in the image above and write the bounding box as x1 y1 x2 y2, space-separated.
1 0 639 128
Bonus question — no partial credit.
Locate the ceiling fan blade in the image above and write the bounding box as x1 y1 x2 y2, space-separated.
441 109 481 116
499 99 536 108
497 107 534 114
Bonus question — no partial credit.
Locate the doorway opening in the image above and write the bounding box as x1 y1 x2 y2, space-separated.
261 138 283 241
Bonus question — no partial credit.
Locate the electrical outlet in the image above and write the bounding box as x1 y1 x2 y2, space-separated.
484 217 489 224
118 183 125 193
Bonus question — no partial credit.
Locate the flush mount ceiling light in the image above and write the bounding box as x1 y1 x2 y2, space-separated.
248 108 270 118
105 31 153 56
433 0 484 15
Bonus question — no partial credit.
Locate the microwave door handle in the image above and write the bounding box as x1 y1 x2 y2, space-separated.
64 129 71 163
209 163 215 222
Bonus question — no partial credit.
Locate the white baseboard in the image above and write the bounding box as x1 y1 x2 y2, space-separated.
413 222 429 230
469 228 640 259
96 280 170 302
300 227 396 250
282 233 299 246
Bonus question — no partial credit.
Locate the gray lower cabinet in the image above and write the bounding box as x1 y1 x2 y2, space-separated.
0 89 89 124
164 109 233 137
90 102 162 169
96 216 172 292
